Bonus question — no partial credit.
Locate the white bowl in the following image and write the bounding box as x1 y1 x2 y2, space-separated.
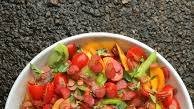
5 32 193 109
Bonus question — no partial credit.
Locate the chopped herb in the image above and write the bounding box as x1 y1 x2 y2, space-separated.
128 81 140 91
96 48 108 56
53 62 69 73
117 90 124 95
69 95 75 103
77 45 83 53
123 71 135 82
77 85 87 91
48 44 69 68
96 73 107 86
102 99 127 109
116 101 128 109
30 64 41 79
149 94 156 103
82 66 96 78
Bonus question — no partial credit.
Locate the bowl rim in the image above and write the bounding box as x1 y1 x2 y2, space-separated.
5 32 193 109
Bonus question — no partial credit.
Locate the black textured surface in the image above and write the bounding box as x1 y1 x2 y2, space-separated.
0 0 193 108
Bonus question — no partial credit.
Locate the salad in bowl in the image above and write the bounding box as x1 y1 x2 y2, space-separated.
5 33 193 109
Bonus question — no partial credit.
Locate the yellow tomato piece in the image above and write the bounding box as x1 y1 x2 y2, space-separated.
156 103 162 109
150 67 165 91
143 81 151 91
115 43 129 71
52 98 64 109
82 41 116 55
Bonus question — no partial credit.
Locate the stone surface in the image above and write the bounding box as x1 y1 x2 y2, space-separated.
0 0 193 108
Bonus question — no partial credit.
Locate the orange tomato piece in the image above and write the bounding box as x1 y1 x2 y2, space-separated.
150 66 165 91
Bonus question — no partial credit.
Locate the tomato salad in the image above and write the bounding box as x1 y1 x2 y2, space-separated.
21 42 180 109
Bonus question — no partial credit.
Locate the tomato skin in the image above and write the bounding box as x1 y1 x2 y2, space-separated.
116 80 127 90
43 82 55 104
127 46 146 62
60 87 70 99
43 104 52 109
83 94 95 107
67 43 77 57
105 82 117 98
157 85 174 107
162 67 170 81
94 87 106 98
88 55 103 73
105 63 116 79
72 52 89 69
122 91 136 100
54 73 68 95
28 83 45 100
168 97 180 109
67 65 80 75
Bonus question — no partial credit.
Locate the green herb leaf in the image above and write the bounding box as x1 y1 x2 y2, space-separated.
116 101 127 109
30 64 41 78
77 85 87 91
48 44 69 68
82 66 96 78
102 99 127 109
96 48 108 56
53 62 69 73
96 73 107 86
77 45 83 53
123 71 135 82
149 94 156 103
69 95 75 103
128 81 140 91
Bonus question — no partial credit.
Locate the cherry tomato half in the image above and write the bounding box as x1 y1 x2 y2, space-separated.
88 55 103 73
43 82 55 104
72 52 89 69
127 46 146 62
168 97 180 109
28 83 45 100
105 82 117 98
54 73 68 95
157 85 174 107
67 43 77 57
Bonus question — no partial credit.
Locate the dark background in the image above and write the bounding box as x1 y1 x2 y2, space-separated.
0 0 193 108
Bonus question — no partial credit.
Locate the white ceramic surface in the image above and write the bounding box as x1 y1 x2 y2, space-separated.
5 32 193 109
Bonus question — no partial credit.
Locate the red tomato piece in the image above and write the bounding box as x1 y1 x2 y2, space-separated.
43 82 55 104
60 87 70 99
122 91 136 100
127 46 146 62
130 97 144 107
72 52 89 69
105 82 117 98
157 85 174 107
43 104 52 109
162 67 170 81
67 43 77 57
105 63 116 79
80 103 91 109
28 83 45 100
127 58 138 71
168 97 180 109
67 65 80 75
88 55 103 73
83 94 95 107
94 87 106 98
116 80 128 90
54 73 68 94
